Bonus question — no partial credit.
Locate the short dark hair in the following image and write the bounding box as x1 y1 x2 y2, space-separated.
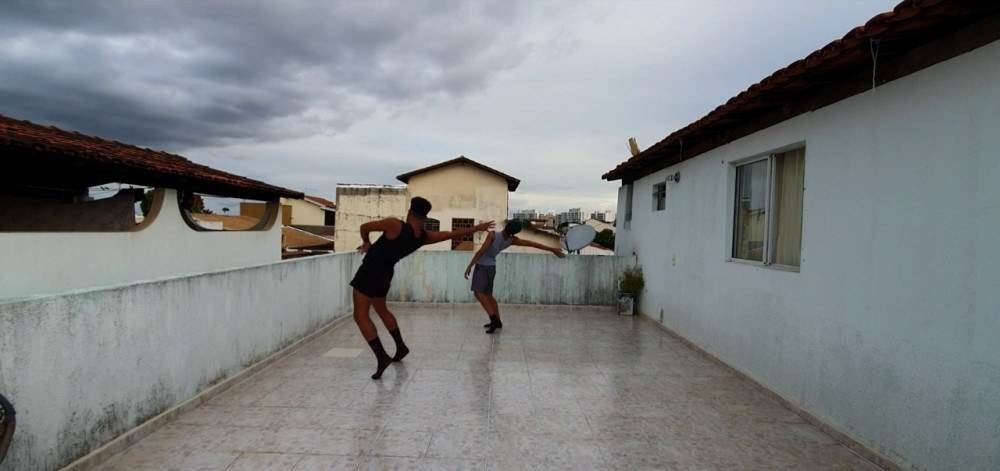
504 220 523 235
409 197 432 219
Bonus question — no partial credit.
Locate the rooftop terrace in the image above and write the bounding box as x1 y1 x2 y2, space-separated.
94 304 877 470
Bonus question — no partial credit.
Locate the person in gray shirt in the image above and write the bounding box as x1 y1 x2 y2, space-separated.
464 220 565 333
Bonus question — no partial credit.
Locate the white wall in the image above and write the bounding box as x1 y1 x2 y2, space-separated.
616 40 1000 470
333 186 408 252
0 189 281 300
0 252 362 471
388 251 630 305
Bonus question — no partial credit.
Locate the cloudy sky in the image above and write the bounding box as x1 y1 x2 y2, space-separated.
1 0 897 213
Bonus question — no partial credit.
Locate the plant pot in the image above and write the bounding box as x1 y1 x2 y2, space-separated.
0 393 14 465
617 292 636 316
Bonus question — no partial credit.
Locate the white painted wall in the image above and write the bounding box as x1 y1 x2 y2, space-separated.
0 252 362 470
333 186 408 252
615 41 1000 470
0 189 281 300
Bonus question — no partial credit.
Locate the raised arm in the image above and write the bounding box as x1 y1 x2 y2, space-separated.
358 218 403 252
424 220 495 245
512 236 565 257
465 231 495 279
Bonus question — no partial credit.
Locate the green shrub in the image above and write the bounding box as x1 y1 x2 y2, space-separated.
619 266 644 295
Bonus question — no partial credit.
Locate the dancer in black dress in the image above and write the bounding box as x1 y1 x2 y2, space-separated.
351 197 493 379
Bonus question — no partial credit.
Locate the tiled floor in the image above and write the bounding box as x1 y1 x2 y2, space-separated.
98 304 880 470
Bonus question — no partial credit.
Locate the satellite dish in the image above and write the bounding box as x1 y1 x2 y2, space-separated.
562 224 597 252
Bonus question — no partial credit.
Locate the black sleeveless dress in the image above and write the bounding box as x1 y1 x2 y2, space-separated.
350 220 427 298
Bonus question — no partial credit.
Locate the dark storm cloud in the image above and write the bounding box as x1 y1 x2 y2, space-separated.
0 0 539 149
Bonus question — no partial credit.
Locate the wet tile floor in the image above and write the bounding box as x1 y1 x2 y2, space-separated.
98 304 880 470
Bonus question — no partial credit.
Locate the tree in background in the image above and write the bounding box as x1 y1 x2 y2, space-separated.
594 229 615 250
222 207 230 214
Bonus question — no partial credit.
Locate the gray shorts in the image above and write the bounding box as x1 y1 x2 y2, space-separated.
471 264 497 294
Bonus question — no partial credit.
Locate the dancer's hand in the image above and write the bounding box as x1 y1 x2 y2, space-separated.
464 265 473 279
357 242 371 253
552 248 566 258
474 220 495 232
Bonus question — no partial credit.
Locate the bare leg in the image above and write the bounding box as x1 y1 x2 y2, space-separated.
353 288 377 340
373 298 409 361
371 297 399 331
474 291 493 323
354 289 391 379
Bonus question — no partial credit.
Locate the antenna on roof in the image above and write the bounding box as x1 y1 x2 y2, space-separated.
628 137 640 157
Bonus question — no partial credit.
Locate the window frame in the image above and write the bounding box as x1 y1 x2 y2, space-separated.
623 183 633 230
450 217 475 250
652 181 666 212
729 145 804 272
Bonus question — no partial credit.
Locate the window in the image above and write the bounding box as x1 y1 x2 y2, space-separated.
732 147 805 267
451 218 474 250
652 182 666 211
423 218 440 232
624 183 633 229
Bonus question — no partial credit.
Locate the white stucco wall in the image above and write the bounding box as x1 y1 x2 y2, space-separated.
333 186 408 252
0 189 281 300
0 252 362 470
615 41 1000 470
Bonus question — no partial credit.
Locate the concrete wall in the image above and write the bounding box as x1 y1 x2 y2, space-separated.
0 189 282 300
334 186 408 252
388 251 630 305
406 163 510 252
0 252 362 471
614 40 1000 470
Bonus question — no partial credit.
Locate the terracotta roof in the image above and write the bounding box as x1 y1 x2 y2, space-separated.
604 0 1000 181
304 195 336 210
397 156 520 191
190 213 261 231
282 226 334 250
1 114 303 201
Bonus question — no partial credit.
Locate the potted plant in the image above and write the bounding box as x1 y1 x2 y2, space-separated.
0 393 14 465
617 265 644 316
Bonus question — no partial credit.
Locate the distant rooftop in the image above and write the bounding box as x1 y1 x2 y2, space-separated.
397 155 520 191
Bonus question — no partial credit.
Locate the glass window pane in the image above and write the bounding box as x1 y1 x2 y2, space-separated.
625 184 633 221
653 182 666 211
772 148 805 266
733 160 767 261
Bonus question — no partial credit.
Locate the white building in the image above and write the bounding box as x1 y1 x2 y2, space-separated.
604 7 1000 471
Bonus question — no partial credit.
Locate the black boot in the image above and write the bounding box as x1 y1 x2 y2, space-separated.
367 337 393 380
485 315 503 334
389 328 409 362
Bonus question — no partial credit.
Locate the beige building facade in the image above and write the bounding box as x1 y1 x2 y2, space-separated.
333 156 520 253
400 156 519 252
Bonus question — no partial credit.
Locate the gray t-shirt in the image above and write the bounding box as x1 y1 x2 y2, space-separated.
476 230 514 266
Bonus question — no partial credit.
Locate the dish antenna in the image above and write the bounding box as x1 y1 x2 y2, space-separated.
562 224 597 254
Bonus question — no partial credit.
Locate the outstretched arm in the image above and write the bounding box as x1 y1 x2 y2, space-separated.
358 218 403 252
465 231 495 279
425 220 495 245
512 236 565 257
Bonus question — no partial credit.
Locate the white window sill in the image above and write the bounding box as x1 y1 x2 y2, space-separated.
727 258 800 273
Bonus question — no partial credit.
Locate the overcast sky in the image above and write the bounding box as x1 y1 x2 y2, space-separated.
1 0 898 213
